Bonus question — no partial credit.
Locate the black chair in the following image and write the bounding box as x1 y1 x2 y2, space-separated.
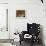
19 23 40 46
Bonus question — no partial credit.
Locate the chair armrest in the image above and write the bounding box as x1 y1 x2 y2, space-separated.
22 31 28 35
19 31 27 41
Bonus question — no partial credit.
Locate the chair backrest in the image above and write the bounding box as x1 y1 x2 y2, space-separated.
27 23 40 35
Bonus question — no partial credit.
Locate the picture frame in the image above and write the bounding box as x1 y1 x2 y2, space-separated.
16 10 25 17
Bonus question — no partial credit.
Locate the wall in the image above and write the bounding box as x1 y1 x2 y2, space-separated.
0 4 9 39
8 0 46 46
0 0 45 46
0 0 9 39
0 0 46 46
0 0 13 46
0 0 8 3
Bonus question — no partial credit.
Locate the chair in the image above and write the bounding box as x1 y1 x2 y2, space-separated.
19 23 40 46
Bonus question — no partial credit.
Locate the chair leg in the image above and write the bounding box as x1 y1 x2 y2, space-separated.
30 39 34 46
20 41 21 45
30 41 34 46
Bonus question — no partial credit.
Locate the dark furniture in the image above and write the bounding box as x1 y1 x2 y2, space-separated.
41 0 43 3
19 23 40 46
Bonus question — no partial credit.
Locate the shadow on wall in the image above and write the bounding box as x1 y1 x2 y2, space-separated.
40 25 45 46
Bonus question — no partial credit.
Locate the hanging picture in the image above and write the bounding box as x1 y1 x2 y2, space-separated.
16 10 25 17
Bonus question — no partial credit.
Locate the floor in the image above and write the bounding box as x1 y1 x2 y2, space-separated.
0 43 13 46
0 41 43 46
19 41 43 46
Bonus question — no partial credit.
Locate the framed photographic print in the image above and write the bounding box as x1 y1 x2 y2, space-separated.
16 10 25 17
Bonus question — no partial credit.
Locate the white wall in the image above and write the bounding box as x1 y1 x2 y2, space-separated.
8 0 46 46
0 0 13 46
0 0 46 46
0 4 9 39
0 0 8 3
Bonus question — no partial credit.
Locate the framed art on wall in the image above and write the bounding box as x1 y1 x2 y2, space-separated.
16 10 25 17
